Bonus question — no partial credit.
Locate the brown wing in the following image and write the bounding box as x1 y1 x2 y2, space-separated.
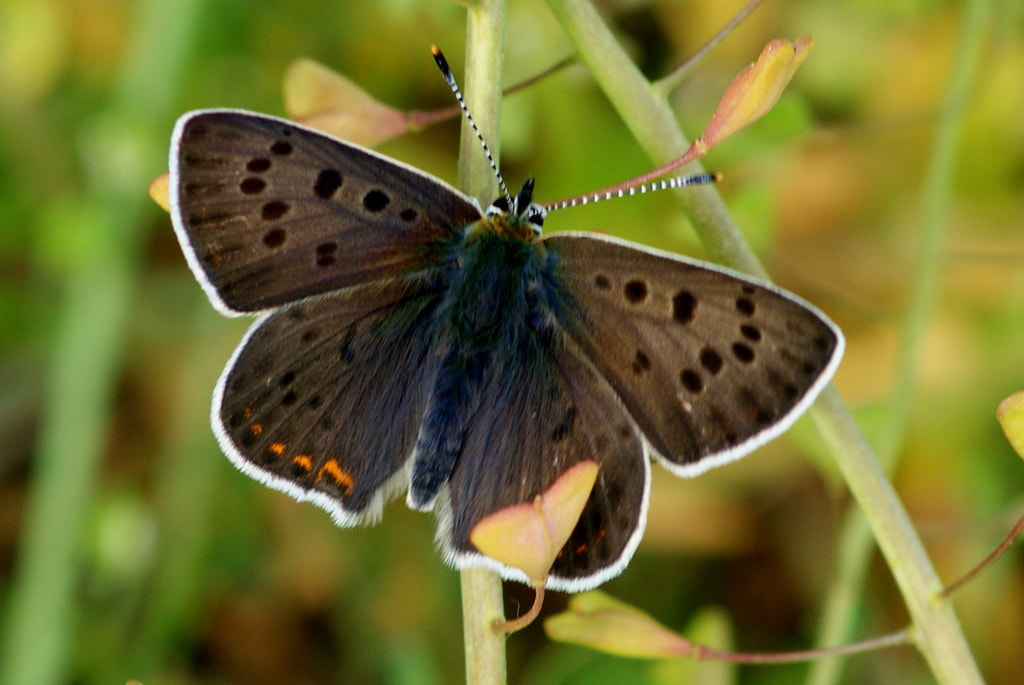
170 110 481 314
544 232 843 475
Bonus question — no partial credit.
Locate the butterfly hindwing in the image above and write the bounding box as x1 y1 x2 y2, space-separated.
170 110 482 314
214 275 446 524
437 317 649 591
544 232 844 476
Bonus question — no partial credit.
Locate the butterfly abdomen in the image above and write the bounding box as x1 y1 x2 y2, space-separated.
409 226 552 508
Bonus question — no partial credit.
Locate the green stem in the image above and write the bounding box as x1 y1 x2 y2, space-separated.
656 0 768 96
808 388 981 684
0 1 202 684
542 0 983 683
457 2 509 684
543 0 766 279
461 568 508 685
458 0 507 203
807 0 993 683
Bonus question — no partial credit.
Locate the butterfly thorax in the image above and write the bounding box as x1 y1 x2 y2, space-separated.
468 208 540 243
448 175 548 346
447 226 547 349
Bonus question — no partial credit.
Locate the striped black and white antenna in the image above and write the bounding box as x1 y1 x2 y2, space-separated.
541 170 721 213
431 46 513 210
431 46 720 219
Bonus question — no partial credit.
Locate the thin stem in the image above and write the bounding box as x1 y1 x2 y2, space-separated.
542 0 983 683
697 628 911 664
804 514 875 685
457 2 509 684
942 508 1024 599
494 585 545 634
807 388 982 684
656 0 768 95
408 54 576 131
543 0 767 279
806 0 993 682
458 0 507 202
461 568 508 685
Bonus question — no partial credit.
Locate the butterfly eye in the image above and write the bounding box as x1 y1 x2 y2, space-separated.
488 196 512 215
526 205 545 232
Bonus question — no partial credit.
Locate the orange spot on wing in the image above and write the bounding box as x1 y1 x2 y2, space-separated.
316 458 355 496
251 423 263 436
269 442 286 456
575 543 588 555
595 529 606 545
243 407 254 419
291 454 312 471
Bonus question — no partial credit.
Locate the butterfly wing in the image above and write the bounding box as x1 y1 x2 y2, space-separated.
214 276 446 524
438 322 649 591
543 232 844 475
170 110 482 314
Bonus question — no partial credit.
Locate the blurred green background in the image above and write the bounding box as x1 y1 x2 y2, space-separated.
1 0 1022 684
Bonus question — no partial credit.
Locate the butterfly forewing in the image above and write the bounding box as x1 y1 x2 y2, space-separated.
215 276 446 524
545 233 843 475
440 322 649 591
170 110 482 313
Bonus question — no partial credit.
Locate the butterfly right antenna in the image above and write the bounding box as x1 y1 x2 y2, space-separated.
431 46 513 210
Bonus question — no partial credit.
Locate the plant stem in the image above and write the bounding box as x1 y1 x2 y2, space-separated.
544 0 768 279
458 0 507 203
543 0 983 683
461 567 507 685
808 388 982 684
0 2 201 684
656 0 768 95
807 0 993 682
457 1 509 684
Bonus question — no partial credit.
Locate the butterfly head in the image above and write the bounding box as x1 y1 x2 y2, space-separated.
484 178 546 240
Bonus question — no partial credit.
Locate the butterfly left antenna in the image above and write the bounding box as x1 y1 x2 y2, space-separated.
431 46 513 209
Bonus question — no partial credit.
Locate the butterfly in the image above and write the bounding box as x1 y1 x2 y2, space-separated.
168 108 843 591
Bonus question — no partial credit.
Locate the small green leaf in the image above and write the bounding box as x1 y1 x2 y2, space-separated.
997 392 1024 458
544 591 694 658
